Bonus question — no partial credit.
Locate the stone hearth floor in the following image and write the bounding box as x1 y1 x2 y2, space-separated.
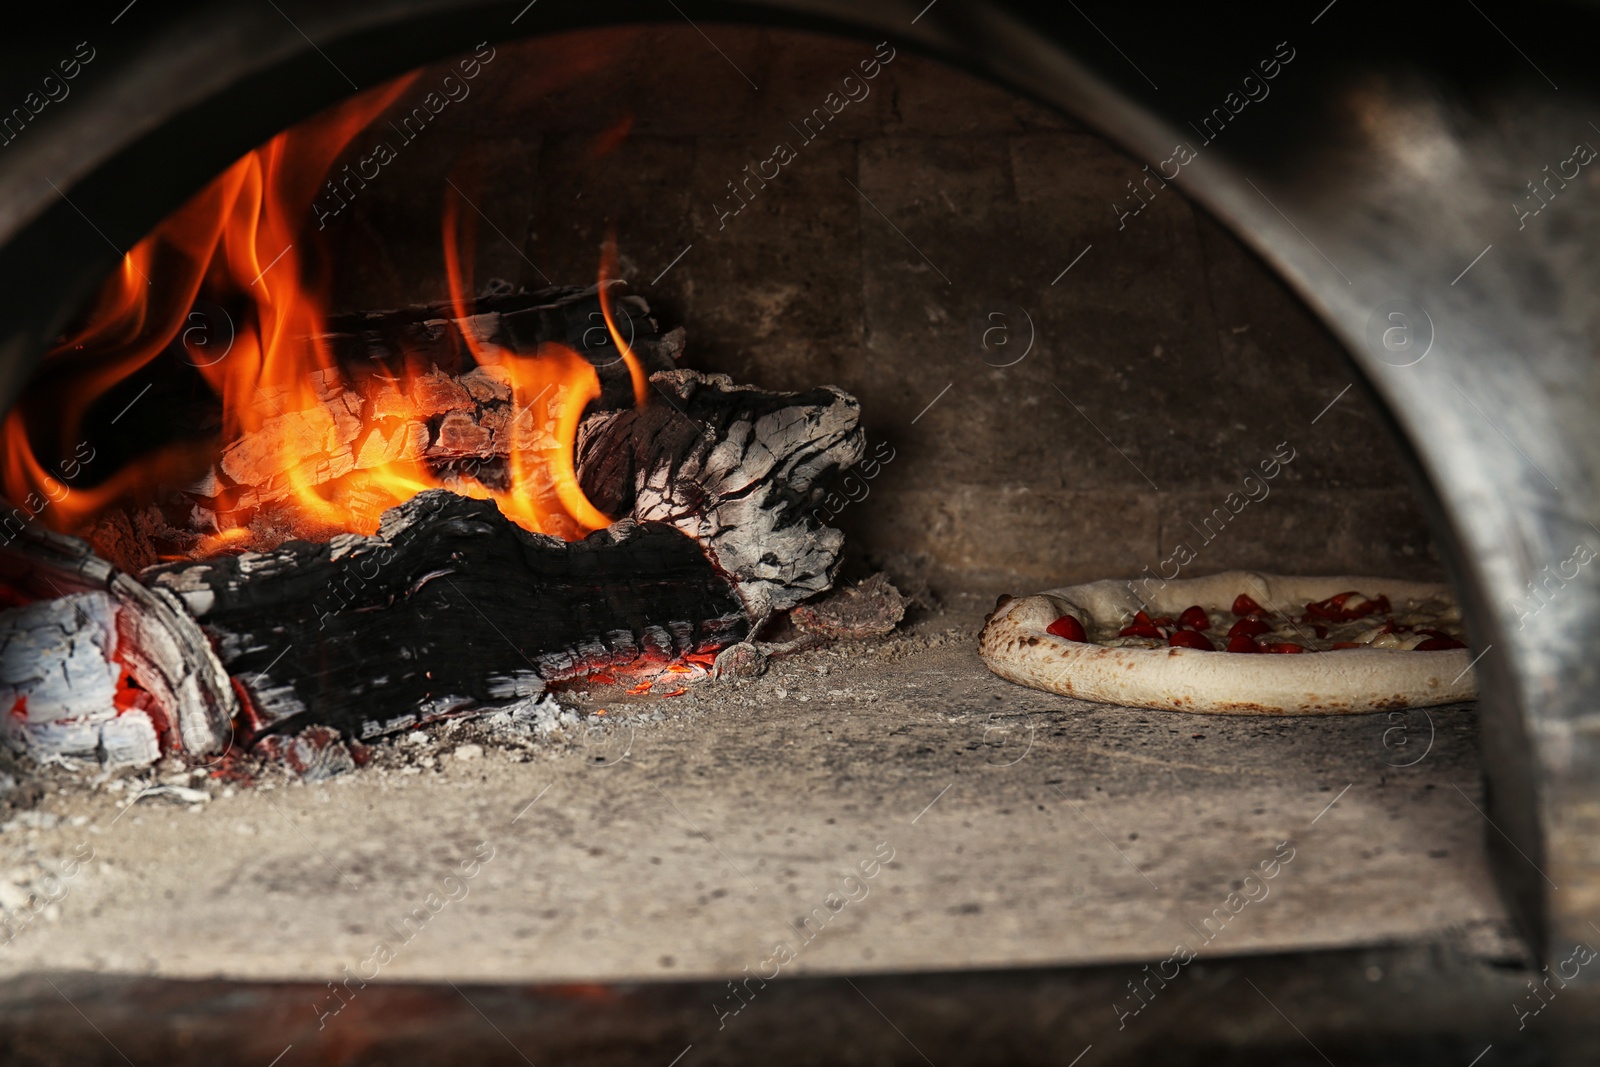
0 592 1513 984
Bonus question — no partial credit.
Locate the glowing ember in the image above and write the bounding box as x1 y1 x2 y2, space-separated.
2 76 639 557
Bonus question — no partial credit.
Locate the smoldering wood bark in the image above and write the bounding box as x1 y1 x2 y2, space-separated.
578 369 865 621
143 491 747 744
0 521 236 760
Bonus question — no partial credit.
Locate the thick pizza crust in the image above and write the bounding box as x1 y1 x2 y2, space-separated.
978 570 1477 715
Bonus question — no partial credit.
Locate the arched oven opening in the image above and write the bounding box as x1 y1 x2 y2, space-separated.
0 3 1593 1062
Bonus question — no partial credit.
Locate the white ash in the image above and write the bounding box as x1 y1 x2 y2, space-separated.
357 693 644 777
1 811 60 833
127 784 211 806
480 694 579 738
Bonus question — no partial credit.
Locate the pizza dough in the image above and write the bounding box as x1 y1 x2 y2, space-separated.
978 570 1477 715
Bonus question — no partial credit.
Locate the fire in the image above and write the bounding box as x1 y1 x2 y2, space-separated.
3 74 641 556
598 234 650 410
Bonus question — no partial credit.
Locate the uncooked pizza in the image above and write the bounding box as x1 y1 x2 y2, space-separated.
978 571 1477 714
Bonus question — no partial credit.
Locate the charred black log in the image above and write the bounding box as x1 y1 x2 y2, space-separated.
143 492 746 744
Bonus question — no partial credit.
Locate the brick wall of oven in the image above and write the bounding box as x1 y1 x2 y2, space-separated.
318 25 1440 597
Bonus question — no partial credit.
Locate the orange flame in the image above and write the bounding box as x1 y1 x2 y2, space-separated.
441 177 612 536
3 73 631 555
599 233 649 410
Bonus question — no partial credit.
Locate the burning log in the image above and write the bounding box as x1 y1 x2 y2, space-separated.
0 525 237 763
210 284 684 505
145 492 749 744
82 284 687 568
1 372 863 761
0 86 873 773
2 280 866 768
317 284 685 407
0 591 147 763
137 364 863 744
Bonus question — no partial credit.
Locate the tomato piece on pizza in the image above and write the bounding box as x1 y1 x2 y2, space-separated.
1168 629 1214 650
1232 593 1268 617
1119 611 1165 640
1414 630 1467 650
1304 591 1393 623
1046 615 1087 641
